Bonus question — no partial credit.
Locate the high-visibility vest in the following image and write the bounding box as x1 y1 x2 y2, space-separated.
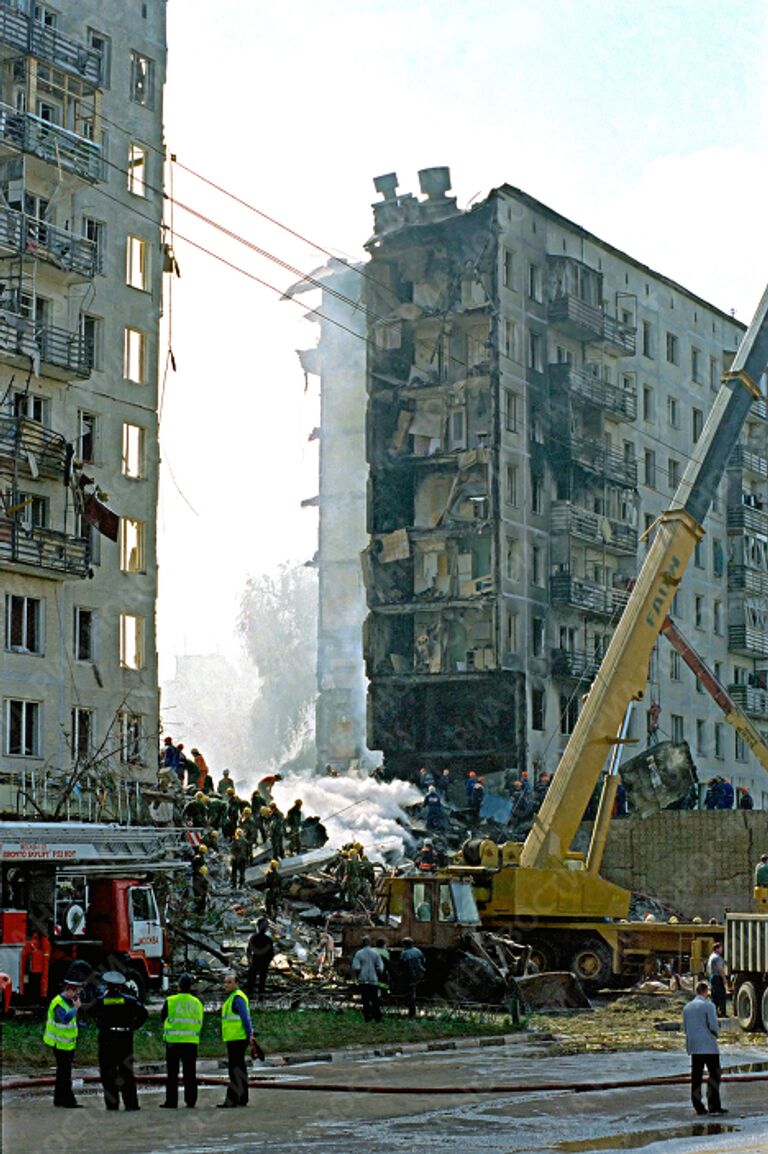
221 989 248 1042
163 992 204 1044
43 994 78 1051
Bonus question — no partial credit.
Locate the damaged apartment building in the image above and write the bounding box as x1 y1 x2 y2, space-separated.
357 167 768 803
0 1 166 816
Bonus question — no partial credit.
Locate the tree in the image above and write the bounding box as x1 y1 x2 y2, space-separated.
238 564 318 767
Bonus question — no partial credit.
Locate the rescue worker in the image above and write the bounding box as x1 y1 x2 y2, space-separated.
223 787 241 840
351 935 384 1022
230 828 249 889
423 785 445 832
159 973 203 1109
183 791 208 827
374 937 391 999
43 976 83 1108
738 786 754 810
706 942 728 1017
416 838 440 872
464 770 478 806
192 862 209 916
218 972 256 1108
93 971 148 1111
343 847 362 908
190 748 214 792
216 768 233 796
285 798 303 855
469 775 485 821
264 859 282 918
533 771 551 811
755 853 768 888
268 801 286 860
400 936 427 1018
436 767 451 799
246 917 275 1001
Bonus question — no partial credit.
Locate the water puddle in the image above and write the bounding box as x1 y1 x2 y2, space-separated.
553 1122 738 1152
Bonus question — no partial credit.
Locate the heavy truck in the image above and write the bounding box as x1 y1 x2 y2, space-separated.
0 822 191 1006
345 282 768 998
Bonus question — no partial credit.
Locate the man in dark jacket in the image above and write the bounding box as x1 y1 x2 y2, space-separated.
246 918 275 1001
92 972 148 1111
400 937 426 1018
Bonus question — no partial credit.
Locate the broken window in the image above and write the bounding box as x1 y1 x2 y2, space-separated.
5 698 41 756
130 51 154 107
505 391 520 433
73 607 94 661
122 423 146 478
71 707 94 763
120 518 146 573
77 410 98 463
505 537 520 581
119 614 144 670
527 263 542 302
502 248 516 290
531 688 545 731
127 142 147 196
560 693 578 735
126 235 149 290
119 710 143 764
532 616 545 657
124 327 148 383
81 314 101 370
6 595 43 654
527 330 543 372
503 317 519 361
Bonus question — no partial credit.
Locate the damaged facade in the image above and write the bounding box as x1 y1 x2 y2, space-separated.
0 2 166 813
357 167 767 801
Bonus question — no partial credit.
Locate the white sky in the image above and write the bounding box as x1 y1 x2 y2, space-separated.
157 0 768 680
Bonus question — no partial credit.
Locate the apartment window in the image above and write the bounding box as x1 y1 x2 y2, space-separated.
71 707 94 763
502 249 516 290
33 5 57 28
694 540 703 568
694 595 704 627
671 714 684 743
710 355 720 390
691 346 702 383
505 536 520 581
12 390 49 424
714 722 724 759
532 475 543 514
120 518 146 573
81 314 101 370
670 650 681 681
126 236 149 291
643 449 656 488
671 591 682 617
124 327 148 383
641 320 654 358
643 512 655 552
5 595 43 654
5 699 41 756
527 330 543 372
668 458 680 490
531 688 545 731
88 28 112 87
122 423 146 479
735 734 747 763
560 693 578 735
713 601 722 635
532 616 545 657
77 410 98 464
506 465 518 506
17 493 48 528
714 662 723 685
733 665 748 687
83 217 105 273
642 385 654 422
505 391 520 433
692 407 704 443
531 545 543 586
527 263 542 302
665 332 679 364
130 51 155 108
713 538 724 577
127 142 147 196
696 677 704 695
506 611 518 653
667 396 679 427
74 607 94 661
119 710 143 764
696 719 705 754
120 614 145 670
502 317 519 361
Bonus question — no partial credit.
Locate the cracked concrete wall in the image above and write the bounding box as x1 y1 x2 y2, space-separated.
585 811 768 920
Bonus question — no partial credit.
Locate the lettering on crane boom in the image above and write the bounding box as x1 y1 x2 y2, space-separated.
645 556 682 629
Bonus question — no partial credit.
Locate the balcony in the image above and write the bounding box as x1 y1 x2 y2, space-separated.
551 647 605 680
0 6 102 85
550 570 630 617
730 445 768 478
0 206 97 278
0 105 101 183
750 396 768 421
0 309 91 379
549 363 637 421
726 504 768 535
728 684 768 719
728 564 768 597
548 296 636 356
729 624 768 659
0 414 67 480
568 436 638 488
550 500 638 555
0 517 89 578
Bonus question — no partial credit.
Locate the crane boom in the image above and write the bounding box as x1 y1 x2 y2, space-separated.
520 283 768 870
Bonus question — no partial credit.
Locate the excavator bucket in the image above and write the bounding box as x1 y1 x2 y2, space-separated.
514 971 591 1011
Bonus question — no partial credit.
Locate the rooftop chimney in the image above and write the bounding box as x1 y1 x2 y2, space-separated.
373 173 399 201
418 166 452 200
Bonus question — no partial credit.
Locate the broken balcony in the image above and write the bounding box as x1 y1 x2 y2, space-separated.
550 568 630 618
0 104 102 183
548 296 636 356
727 684 768 719
548 363 637 421
0 517 89 578
0 8 102 85
0 414 67 481
730 444 768 479
550 647 604 681
0 207 98 278
728 563 768 598
729 624 768 660
550 500 638 555
726 503 768 536
567 436 637 488
0 310 92 379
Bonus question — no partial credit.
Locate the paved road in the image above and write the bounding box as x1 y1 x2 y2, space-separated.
5 1038 768 1154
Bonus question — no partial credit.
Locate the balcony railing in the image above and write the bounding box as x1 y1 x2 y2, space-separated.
550 571 630 617
0 5 102 85
730 445 768 478
549 363 637 421
728 564 768 597
728 684 768 718
0 309 92 378
0 414 67 479
548 296 636 356
551 647 605 680
0 517 89 577
729 624 768 659
0 105 102 183
568 436 638 488
0 205 97 277
550 500 638 554
751 396 768 421
726 504 768 535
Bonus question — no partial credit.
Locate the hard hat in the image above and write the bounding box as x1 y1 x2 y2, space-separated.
199 865 209 877
270 859 279 869
198 844 208 854
295 798 303 806
226 787 235 795
195 791 204 800
260 806 270 817
191 748 200 756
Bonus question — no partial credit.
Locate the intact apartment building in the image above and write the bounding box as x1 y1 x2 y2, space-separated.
0 1 166 816
354 166 768 805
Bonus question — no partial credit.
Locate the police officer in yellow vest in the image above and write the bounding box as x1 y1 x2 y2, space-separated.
159 973 203 1109
218 971 255 1108
43 976 83 1108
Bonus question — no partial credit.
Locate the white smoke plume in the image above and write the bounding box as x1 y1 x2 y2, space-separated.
267 771 422 862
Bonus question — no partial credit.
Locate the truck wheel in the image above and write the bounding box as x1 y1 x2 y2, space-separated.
734 980 761 1032
525 938 557 974
123 967 147 1003
569 939 612 989
760 985 768 1033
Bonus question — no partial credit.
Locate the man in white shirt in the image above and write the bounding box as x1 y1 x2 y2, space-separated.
682 980 726 1116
